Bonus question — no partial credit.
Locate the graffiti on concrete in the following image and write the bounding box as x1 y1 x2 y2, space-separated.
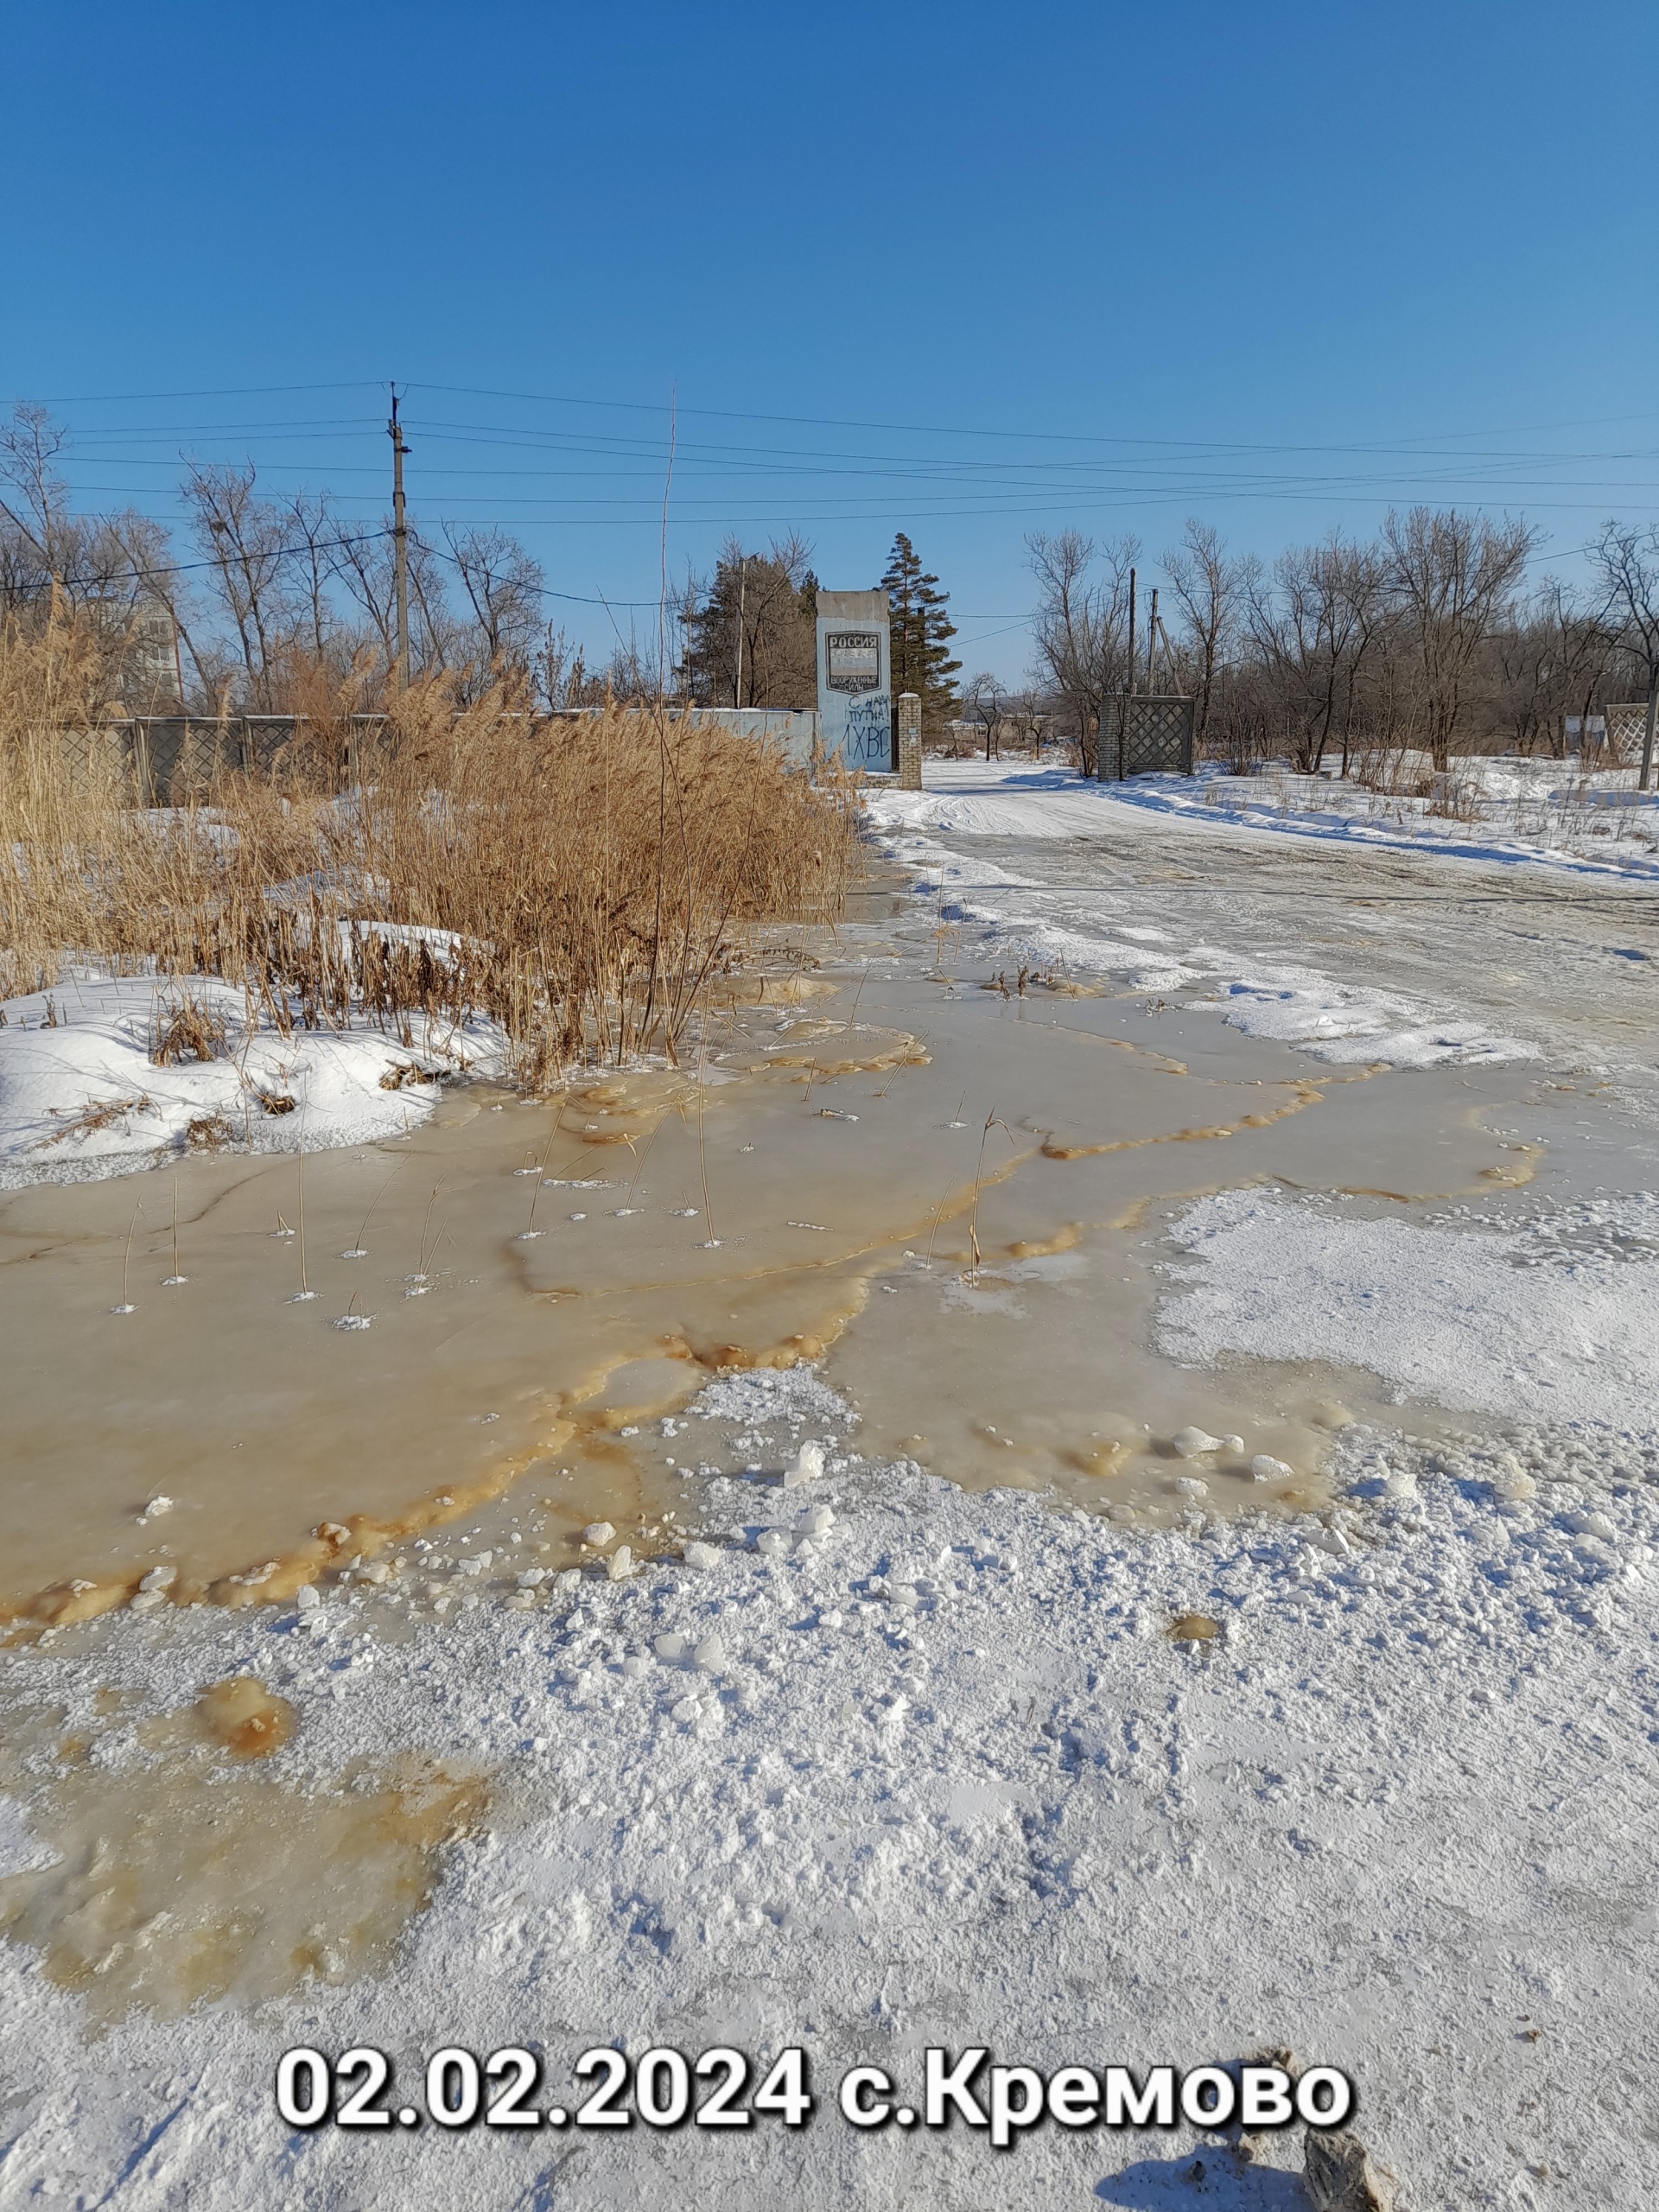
841 693 893 771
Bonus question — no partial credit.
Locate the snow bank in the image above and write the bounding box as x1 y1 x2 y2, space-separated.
0 975 504 1185
1160 1189 1659 1428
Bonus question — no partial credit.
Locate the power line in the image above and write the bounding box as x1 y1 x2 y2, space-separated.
21 527 391 594
421 537 658 608
4 382 385 405
13 376 1659 470
409 381 1659 460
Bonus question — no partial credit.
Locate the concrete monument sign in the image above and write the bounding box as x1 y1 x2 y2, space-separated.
816 588 893 773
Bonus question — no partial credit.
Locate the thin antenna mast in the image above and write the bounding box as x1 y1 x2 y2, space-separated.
389 386 410 689
734 556 747 708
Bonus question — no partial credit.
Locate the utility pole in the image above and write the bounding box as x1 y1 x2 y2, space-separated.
1147 586 1160 695
1119 562 1141 787
388 386 410 690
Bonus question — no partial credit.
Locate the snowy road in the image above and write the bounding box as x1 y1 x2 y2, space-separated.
866 760 1659 1085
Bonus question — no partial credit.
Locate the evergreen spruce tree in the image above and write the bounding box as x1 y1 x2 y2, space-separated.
879 533 961 734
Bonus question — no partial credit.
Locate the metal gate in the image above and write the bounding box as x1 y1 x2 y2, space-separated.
1103 695 1195 779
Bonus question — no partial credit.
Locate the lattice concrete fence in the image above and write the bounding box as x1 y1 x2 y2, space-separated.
36 716 392 804
1100 696 1196 780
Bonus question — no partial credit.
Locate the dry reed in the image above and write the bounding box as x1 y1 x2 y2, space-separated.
0 606 858 1079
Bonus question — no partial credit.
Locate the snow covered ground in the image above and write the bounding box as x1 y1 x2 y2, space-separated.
893 753 1659 882
0 974 501 1185
2 1373 1655 2209
1160 1191 1659 1431
1 761 1656 2208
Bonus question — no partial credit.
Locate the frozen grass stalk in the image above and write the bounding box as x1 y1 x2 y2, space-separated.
0 605 856 1078
113 1199 142 1313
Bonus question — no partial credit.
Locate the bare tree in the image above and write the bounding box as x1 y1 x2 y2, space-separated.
181 462 299 711
1025 530 1137 774
0 404 76 596
1382 507 1535 772
283 491 342 664
328 525 398 673
442 524 545 675
1242 534 1386 773
962 671 1003 760
1590 521 1659 786
327 523 455 685
1484 580 1611 760
1160 520 1238 749
0 405 188 706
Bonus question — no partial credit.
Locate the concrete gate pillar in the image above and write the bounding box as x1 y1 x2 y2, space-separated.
897 692 922 789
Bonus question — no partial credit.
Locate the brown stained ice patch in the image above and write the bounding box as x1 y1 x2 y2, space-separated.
194 1676 298 1758
1169 1612 1224 1643
0 963 1550 1609
0 1754 486 2021
710 973 839 1007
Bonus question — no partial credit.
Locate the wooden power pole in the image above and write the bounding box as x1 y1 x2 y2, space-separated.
389 387 410 690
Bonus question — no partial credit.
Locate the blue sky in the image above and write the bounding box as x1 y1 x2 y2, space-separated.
3 0 1655 680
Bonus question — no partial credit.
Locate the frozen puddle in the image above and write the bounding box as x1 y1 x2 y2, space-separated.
0 964 1547 1625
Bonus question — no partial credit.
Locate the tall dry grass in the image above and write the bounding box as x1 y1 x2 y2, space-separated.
0 604 858 1077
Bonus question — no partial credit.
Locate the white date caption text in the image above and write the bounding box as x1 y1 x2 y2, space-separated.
276 2045 1354 2147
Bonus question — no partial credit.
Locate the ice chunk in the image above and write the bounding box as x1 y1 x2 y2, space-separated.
582 1522 615 1548
1383 1467 1419 1501
654 1632 686 1661
1175 1475 1210 1500
1568 1510 1617 1542
671 1694 702 1722
1170 1428 1224 1459
756 1529 790 1556
128 1590 166 1612
1251 1455 1294 1483
795 1503 834 1540
784 1440 825 1490
360 1560 391 1585
516 1568 546 1589
295 1584 321 1611
556 1568 582 1592
682 1541 720 1572
140 1496 174 1520
693 1634 726 1671
622 1654 649 1679
606 1545 633 1581
138 1566 175 1592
